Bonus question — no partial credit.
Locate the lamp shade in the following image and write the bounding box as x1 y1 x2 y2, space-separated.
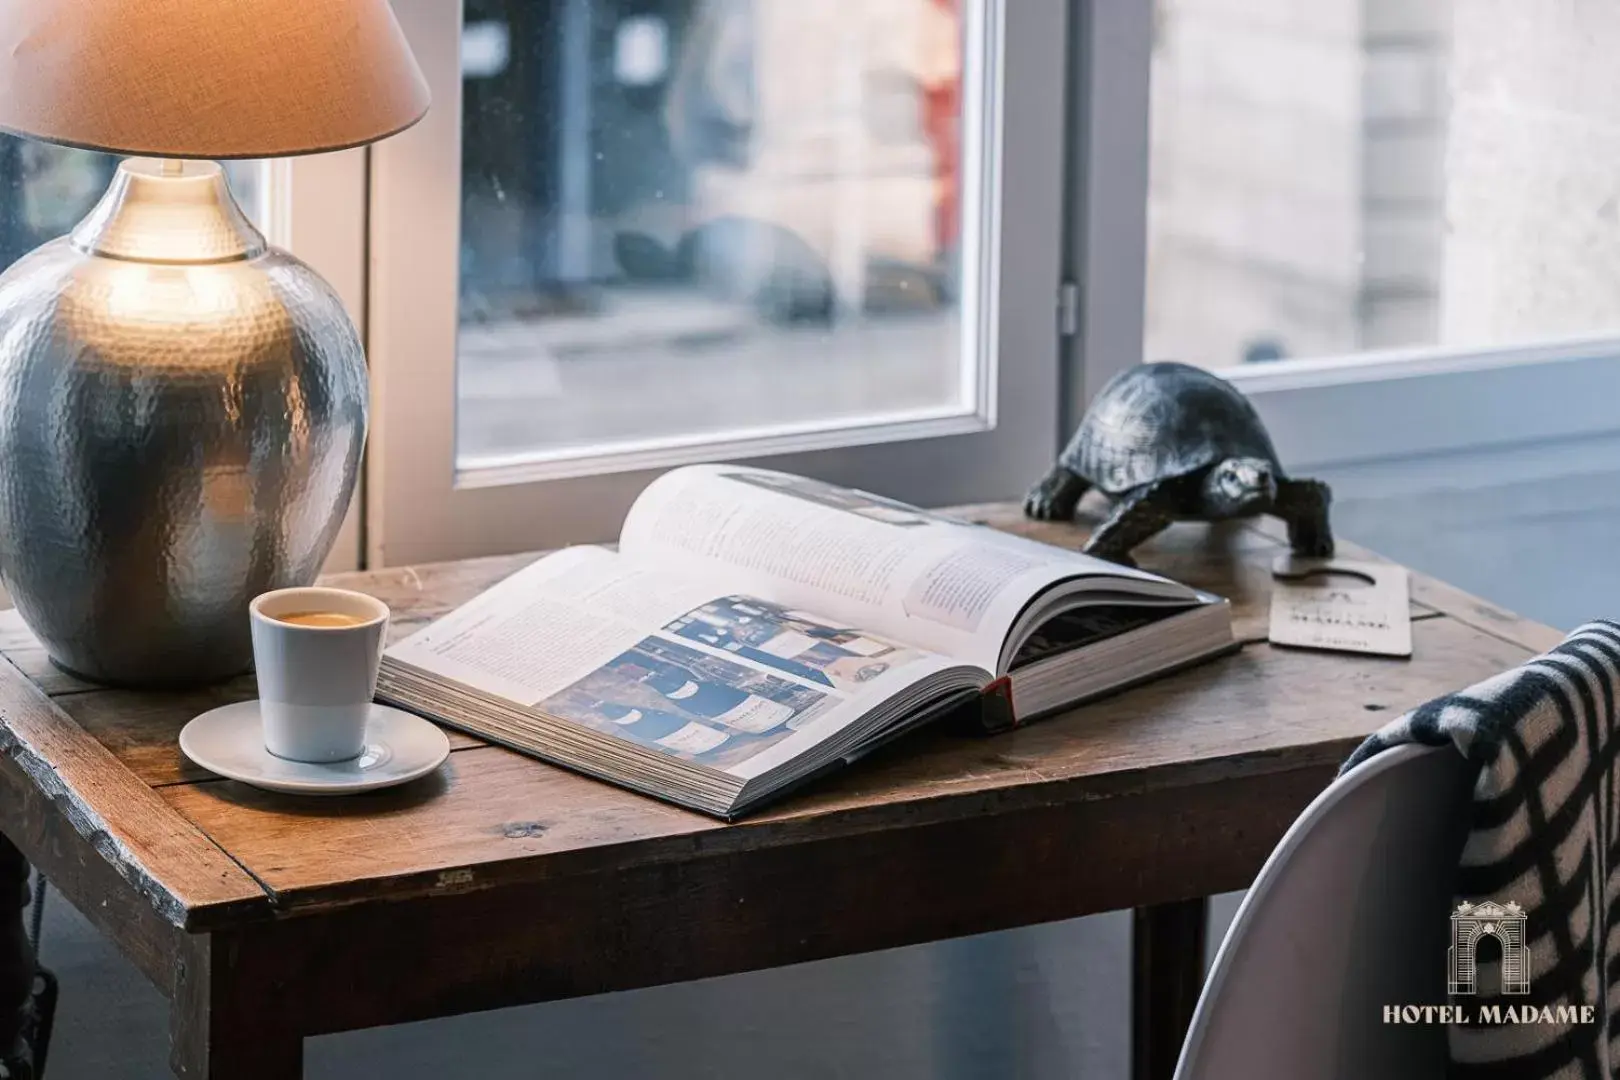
0 0 430 159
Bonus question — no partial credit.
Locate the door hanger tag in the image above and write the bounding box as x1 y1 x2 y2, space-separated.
1269 556 1412 658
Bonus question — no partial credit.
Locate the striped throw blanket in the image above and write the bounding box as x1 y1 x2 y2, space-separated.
1344 620 1620 1079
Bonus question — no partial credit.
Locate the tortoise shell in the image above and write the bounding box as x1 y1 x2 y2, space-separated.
1061 361 1282 494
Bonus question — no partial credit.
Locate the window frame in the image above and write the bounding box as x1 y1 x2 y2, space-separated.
1061 0 1153 434
1071 0 1620 487
334 0 1620 570
363 0 1072 567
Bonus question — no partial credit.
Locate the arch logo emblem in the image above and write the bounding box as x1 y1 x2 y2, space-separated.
1449 899 1529 996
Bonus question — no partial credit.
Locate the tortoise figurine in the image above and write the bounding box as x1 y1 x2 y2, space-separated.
1024 361 1333 565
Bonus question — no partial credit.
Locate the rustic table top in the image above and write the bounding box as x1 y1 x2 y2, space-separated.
0 505 1561 939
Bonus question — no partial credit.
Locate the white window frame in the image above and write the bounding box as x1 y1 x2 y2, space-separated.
273 0 1620 570
1067 0 1620 498
364 0 1070 567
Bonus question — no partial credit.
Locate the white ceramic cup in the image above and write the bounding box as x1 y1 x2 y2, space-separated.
249 587 390 763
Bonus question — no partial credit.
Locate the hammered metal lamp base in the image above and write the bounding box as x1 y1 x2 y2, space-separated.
0 160 367 687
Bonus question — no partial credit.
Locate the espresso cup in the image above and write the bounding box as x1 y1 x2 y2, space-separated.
249 587 390 763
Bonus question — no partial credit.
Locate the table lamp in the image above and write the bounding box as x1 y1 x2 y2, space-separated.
0 0 429 686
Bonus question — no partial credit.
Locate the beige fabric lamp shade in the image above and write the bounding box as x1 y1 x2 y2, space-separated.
0 0 430 158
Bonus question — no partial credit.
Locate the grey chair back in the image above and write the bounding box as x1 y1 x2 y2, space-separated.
1174 744 1475 1079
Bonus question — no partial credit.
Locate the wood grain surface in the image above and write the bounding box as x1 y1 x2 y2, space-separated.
154 616 1530 912
0 505 1562 932
0 654 266 930
162 764 1341 1040
0 511 1448 790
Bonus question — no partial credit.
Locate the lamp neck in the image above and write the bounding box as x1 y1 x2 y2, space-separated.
70 158 267 264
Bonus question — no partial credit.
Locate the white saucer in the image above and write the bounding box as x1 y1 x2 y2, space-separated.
179 701 450 796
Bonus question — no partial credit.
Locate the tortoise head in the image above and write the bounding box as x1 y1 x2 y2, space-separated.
1201 457 1276 518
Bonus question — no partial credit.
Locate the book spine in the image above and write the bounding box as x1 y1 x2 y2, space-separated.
969 677 1018 735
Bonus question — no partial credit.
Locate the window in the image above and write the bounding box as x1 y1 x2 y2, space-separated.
457 0 970 470
369 0 1068 565
1129 0 1620 483
1148 0 1620 369
9 0 1605 569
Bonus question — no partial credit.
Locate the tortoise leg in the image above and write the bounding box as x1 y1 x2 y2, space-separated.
1275 478 1334 556
1082 485 1175 567
1023 465 1090 522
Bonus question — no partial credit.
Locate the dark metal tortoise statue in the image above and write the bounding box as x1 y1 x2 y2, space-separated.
1025 361 1333 565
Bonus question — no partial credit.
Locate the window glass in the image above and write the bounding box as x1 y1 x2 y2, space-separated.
456 0 974 470
1147 0 1620 368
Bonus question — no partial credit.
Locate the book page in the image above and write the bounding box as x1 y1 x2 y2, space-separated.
618 465 1185 670
384 545 965 780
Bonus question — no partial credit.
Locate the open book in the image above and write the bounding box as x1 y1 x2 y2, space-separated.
378 466 1234 818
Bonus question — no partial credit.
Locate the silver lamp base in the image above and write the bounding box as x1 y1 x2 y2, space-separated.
0 159 367 686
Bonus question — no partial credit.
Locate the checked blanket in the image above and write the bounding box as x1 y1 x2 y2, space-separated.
1343 620 1620 1079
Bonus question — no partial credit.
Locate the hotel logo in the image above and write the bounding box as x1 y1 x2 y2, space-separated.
1382 898 1597 1026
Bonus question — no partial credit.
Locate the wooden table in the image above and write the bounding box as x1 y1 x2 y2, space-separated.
0 507 1561 1079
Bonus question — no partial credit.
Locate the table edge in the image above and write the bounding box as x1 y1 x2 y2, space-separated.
0 655 270 930
3 509 1568 929
197 731 1364 919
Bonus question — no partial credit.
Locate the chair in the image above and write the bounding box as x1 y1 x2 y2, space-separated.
1174 744 1476 1079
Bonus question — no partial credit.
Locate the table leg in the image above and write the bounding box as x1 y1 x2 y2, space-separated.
171 1033 300 1080
171 934 302 1080
1131 898 1208 1080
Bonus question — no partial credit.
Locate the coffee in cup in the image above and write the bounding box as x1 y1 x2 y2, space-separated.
274 611 372 629
249 587 391 763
